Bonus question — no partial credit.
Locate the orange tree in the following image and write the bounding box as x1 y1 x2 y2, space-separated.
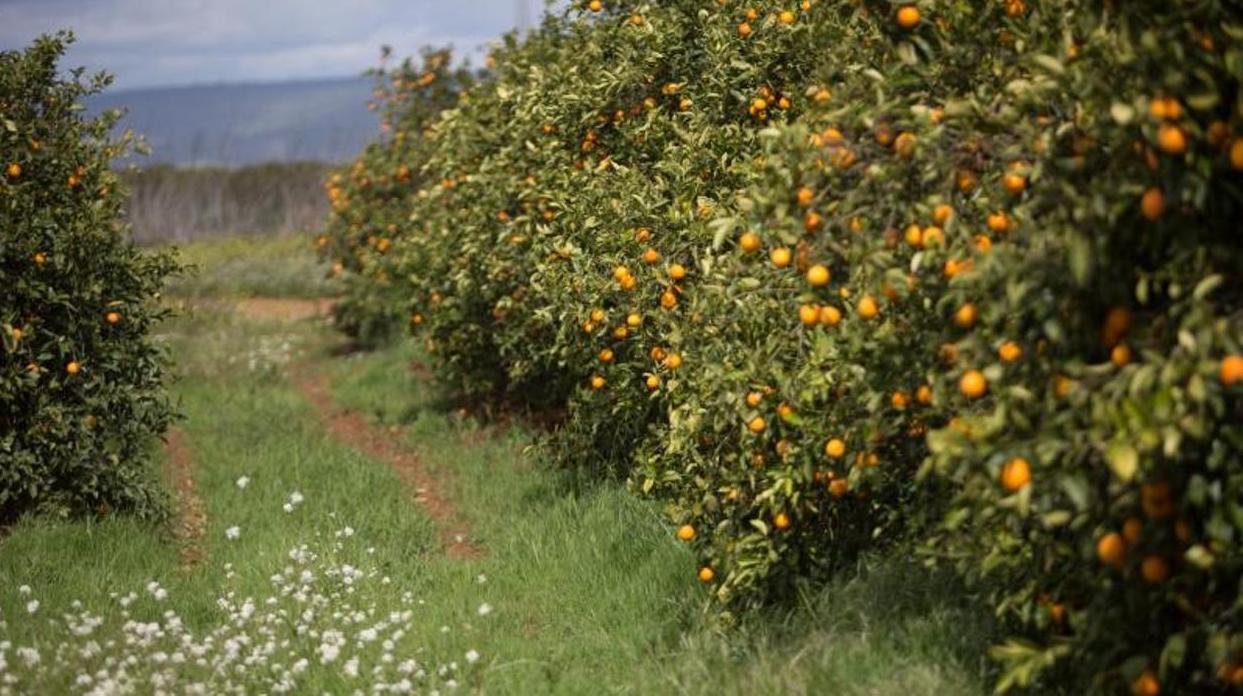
1 33 179 522
318 48 478 347
328 1 1243 692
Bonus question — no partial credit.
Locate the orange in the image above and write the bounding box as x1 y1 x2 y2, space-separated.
986 211 1011 233
746 391 763 407
954 303 978 328
739 231 762 253
669 263 687 280
748 416 766 434
896 5 921 29
588 0 602 11
1102 306 1132 347
1122 517 1143 543
67 361 81 375
829 478 849 498
959 370 987 399
1231 139 1243 170
627 312 642 328
777 403 794 418
590 308 606 323
10 328 21 342
922 226 944 247
1131 669 1160 696
998 341 1022 362
799 304 820 326
1156 124 1187 155
770 247 792 268
1140 187 1166 220
1000 457 1031 492
857 295 878 319
5 163 19 178
590 375 606 390
825 438 846 459
643 247 661 264
660 291 678 309
664 353 683 369
773 511 790 529
599 348 614 363
778 10 795 24
635 227 652 242
698 566 715 583
1002 173 1027 195
1097 531 1126 567
1141 482 1174 519
904 224 923 247
933 204 953 225
1140 556 1170 584
796 186 814 206
807 264 831 287
803 211 823 232
893 132 917 158
818 305 842 326
646 374 660 390
677 524 696 541
33 252 46 266
105 311 121 325
1220 354 1243 386
891 391 908 410
1111 344 1132 368
629 13 643 25
916 384 932 405
738 22 753 37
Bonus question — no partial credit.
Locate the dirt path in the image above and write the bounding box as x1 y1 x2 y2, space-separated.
234 297 336 322
164 429 207 570
291 370 483 560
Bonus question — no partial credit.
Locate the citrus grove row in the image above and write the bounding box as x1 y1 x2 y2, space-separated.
319 1 1243 692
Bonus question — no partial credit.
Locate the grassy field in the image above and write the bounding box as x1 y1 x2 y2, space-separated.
0 236 995 694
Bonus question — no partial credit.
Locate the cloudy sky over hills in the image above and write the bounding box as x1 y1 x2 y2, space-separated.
0 0 548 90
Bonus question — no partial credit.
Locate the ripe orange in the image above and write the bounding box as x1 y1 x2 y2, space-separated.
739 231 762 253
770 247 792 268
778 10 795 24
773 511 790 529
5 163 20 178
893 132 917 158
896 5 921 29
748 416 766 434
799 304 819 326
922 226 944 247
959 370 987 399
1220 354 1243 386
1140 187 1166 221
916 384 932 405
588 0 602 11
904 224 923 247
105 311 121 325
803 211 823 232
891 391 908 410
1111 344 1132 367
954 303 978 328
669 263 688 280
998 341 1022 362
627 313 642 328
986 211 1011 233
857 295 878 319
806 264 830 287
1097 531 1126 567
1140 556 1170 584
829 478 849 498
1231 139 1243 170
1000 457 1031 492
1156 124 1187 155
598 348 614 363
677 524 696 541
660 291 678 309
11 327 22 341
646 374 660 390
796 186 814 206
1002 173 1027 195
825 438 846 459
66 361 81 375
738 22 753 38
818 305 842 326
698 566 715 583
33 252 46 266
746 391 763 407
590 375 606 390
664 353 683 369
643 247 661 264
1130 669 1159 696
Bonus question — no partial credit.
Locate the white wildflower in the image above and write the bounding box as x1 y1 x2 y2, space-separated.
235 476 250 489
225 526 241 540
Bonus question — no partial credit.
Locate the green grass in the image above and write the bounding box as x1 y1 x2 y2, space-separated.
161 233 337 299
0 266 996 694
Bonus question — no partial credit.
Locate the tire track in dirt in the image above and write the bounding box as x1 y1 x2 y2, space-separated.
164 428 207 570
291 369 483 560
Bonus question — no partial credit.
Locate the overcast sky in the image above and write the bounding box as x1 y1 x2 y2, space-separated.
0 0 550 91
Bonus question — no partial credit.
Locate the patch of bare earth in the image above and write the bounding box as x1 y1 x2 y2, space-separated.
291 370 483 560
234 297 336 322
164 429 206 570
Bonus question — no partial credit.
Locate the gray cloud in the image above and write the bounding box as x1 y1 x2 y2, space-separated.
0 0 549 90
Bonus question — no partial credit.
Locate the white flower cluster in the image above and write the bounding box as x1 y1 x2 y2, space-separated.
2 529 486 694
227 333 303 376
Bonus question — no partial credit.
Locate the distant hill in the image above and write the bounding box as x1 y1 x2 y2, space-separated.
89 77 381 167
